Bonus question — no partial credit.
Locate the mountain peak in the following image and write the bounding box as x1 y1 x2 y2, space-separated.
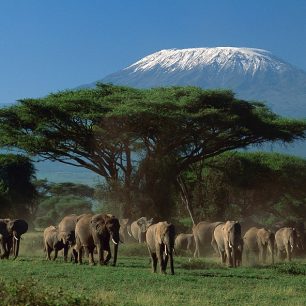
125 47 286 75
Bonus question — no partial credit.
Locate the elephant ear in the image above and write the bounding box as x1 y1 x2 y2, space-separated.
91 214 105 230
6 220 15 232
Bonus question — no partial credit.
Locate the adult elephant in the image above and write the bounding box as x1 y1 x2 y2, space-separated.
0 219 11 259
130 217 153 243
192 221 223 257
211 221 242 267
6 219 28 259
275 227 297 261
58 214 84 262
174 233 195 254
119 218 132 243
146 221 175 274
43 226 65 260
75 213 120 266
243 227 275 264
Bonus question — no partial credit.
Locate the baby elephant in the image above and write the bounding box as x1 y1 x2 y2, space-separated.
275 227 297 261
174 233 195 254
43 226 65 261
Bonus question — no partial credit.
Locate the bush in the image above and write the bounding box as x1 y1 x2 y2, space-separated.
0 279 100 306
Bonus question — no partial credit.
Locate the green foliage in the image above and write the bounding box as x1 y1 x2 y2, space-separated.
0 154 37 219
35 195 92 227
34 181 94 227
0 279 98 306
183 151 306 224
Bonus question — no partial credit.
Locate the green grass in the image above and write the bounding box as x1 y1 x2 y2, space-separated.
1 232 306 305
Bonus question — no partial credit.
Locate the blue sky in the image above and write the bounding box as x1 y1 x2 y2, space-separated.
1 0 306 104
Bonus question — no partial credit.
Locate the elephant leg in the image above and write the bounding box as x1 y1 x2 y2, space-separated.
85 246 95 265
72 248 78 263
97 244 104 265
262 246 267 264
53 248 58 261
211 238 219 256
285 243 291 261
104 246 112 265
193 236 200 258
221 251 226 264
78 247 83 265
150 252 158 273
47 246 52 260
63 245 69 262
225 246 232 267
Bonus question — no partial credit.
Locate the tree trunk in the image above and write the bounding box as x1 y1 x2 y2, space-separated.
177 175 195 226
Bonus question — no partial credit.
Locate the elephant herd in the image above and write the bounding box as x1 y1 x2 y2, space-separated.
177 220 301 267
0 218 28 259
0 214 303 274
43 214 175 274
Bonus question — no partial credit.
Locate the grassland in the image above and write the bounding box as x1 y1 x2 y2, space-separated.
1 232 306 306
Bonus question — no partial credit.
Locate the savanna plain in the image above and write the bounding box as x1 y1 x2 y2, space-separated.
1 232 306 306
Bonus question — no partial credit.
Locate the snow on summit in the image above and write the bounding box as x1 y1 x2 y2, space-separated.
125 47 287 75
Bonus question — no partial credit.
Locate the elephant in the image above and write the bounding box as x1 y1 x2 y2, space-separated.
275 227 297 261
146 221 175 274
211 221 242 267
243 227 275 264
43 226 65 260
192 221 223 257
130 217 153 243
0 219 11 259
6 219 28 259
119 218 132 243
75 213 120 266
57 214 84 262
174 233 195 254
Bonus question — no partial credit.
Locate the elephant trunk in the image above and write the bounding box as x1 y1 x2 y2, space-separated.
111 232 120 245
167 242 174 275
232 247 236 268
13 232 20 259
169 252 174 275
110 232 120 266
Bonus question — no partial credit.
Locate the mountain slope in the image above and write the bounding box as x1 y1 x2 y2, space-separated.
91 47 306 118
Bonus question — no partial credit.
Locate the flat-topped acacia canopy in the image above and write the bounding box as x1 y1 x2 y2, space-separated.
0 84 305 180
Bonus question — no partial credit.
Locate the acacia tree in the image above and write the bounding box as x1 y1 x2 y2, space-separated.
0 84 305 219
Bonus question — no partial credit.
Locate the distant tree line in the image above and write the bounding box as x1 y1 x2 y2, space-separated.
0 154 36 220
0 84 305 224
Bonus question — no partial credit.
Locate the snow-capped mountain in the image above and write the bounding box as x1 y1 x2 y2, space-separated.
86 47 306 118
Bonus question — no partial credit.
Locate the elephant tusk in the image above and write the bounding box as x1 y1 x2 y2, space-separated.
164 244 168 256
13 235 18 241
127 230 132 237
228 242 233 248
112 238 118 245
